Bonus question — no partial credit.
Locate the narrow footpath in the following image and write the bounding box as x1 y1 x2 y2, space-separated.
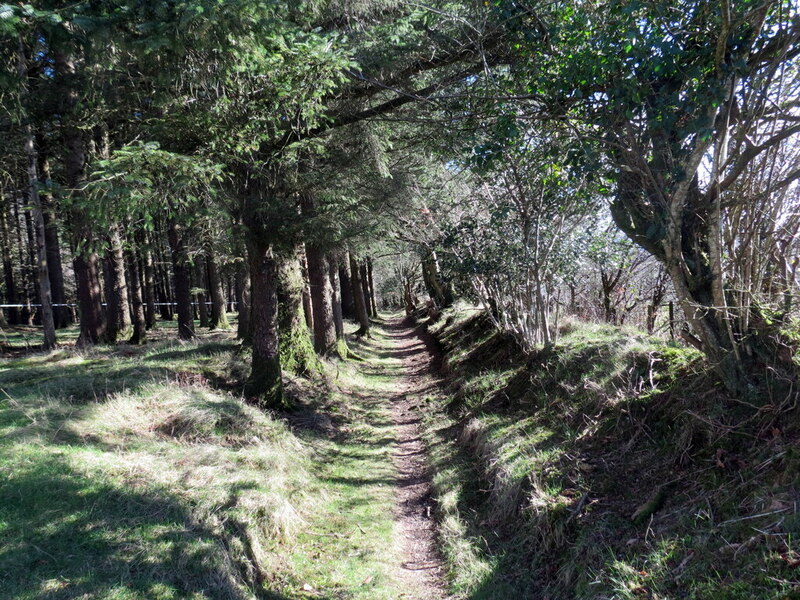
286 316 448 599
380 318 447 599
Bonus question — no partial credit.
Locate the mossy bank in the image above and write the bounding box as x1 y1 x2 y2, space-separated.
420 306 800 599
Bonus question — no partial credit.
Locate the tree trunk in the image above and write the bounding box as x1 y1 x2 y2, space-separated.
300 251 314 332
350 253 370 335
74 252 105 346
306 247 336 355
143 246 157 329
194 261 209 328
156 243 174 321
421 250 453 309
276 249 319 374
611 168 768 395
246 237 285 408
22 128 56 349
360 262 373 318
1 195 19 325
103 225 131 343
207 251 230 329
56 48 105 346
167 215 194 340
339 253 355 320
367 257 378 316
12 197 31 326
126 241 146 344
38 149 70 329
235 257 251 342
23 200 39 325
299 194 335 354
329 258 345 342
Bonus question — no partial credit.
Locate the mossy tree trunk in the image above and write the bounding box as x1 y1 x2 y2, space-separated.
277 248 320 375
246 237 285 408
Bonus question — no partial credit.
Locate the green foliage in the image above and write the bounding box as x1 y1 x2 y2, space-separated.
85 142 223 228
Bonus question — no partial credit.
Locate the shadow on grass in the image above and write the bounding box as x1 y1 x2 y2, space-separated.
0 362 174 404
0 453 293 600
147 341 237 363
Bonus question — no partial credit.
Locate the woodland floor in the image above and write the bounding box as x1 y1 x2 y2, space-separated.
0 315 452 600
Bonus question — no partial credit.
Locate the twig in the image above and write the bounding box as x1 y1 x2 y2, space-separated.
718 507 789 526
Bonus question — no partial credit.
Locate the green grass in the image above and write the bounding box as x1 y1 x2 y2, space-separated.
422 307 800 599
0 314 429 600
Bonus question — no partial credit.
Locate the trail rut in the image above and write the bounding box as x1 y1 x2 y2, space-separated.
380 317 447 599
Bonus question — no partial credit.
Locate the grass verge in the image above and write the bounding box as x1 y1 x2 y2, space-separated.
0 317 423 600
421 306 800 599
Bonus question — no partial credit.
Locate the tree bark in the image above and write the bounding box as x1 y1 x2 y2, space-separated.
246 237 285 408
156 240 174 321
300 250 314 332
207 250 230 329
0 196 19 325
329 257 345 342
194 261 210 328
360 262 373 318
167 215 194 340
12 196 32 326
235 257 251 342
277 249 319 374
56 48 105 346
38 149 70 329
339 253 355 320
103 225 131 343
74 252 105 346
367 256 378 316
421 250 453 309
350 253 370 335
300 194 336 354
306 247 336 355
143 245 157 329
22 128 56 349
23 200 39 325
126 241 146 344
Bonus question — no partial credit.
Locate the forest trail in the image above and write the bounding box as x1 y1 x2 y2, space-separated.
382 318 447 599
349 316 447 599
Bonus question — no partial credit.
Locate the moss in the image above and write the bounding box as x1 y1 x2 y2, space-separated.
277 253 322 376
279 319 320 376
335 337 349 359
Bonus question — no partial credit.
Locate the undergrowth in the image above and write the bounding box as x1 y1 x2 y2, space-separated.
422 307 800 599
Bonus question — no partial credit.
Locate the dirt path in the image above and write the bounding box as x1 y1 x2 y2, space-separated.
379 317 448 599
